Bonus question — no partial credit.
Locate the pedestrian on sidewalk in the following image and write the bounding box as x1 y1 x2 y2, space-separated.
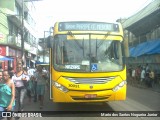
27 66 36 101
12 64 29 111
23 67 32 104
140 68 145 87
32 67 38 102
131 67 136 86
135 65 141 84
145 69 151 87
33 65 47 109
149 69 155 88
0 70 15 120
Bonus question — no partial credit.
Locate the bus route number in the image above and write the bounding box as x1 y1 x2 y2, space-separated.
69 84 79 88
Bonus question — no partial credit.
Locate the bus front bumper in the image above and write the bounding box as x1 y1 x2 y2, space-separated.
52 85 126 103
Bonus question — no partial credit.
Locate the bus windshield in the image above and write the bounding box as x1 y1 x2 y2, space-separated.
53 34 124 72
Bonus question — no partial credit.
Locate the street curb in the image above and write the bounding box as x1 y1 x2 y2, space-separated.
128 84 160 93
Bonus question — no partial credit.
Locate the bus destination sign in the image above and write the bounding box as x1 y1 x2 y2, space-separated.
58 22 119 32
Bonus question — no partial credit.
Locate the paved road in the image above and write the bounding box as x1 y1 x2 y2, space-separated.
3 85 160 120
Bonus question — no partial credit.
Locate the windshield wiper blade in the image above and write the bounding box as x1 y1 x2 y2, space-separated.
68 31 83 49
97 32 110 48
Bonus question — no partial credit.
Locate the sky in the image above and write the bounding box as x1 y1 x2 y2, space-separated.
34 0 153 37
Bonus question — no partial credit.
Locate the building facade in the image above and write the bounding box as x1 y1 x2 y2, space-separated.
122 0 160 73
0 0 39 72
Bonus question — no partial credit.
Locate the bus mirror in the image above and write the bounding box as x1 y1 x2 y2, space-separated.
47 36 54 48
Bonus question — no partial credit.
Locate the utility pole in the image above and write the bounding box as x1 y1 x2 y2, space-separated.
43 29 53 62
43 31 46 62
21 0 24 58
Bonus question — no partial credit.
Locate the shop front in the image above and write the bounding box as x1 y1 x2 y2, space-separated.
0 45 22 72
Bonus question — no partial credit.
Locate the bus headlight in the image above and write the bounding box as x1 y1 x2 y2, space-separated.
53 81 69 93
119 81 127 87
112 81 127 92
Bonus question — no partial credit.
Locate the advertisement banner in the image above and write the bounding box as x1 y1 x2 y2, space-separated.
0 46 6 56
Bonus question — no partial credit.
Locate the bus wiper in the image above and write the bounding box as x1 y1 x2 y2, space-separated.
97 32 110 48
68 31 83 49
68 31 74 37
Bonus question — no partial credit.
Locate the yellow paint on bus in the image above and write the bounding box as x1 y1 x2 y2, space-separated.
48 21 127 103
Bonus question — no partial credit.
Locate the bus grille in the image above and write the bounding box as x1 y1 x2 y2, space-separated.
64 77 116 84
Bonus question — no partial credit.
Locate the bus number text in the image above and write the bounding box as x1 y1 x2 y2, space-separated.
69 84 80 88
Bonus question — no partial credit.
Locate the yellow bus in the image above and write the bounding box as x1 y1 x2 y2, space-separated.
47 21 127 103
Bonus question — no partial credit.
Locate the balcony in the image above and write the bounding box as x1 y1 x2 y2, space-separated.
7 35 16 45
7 15 23 29
7 35 21 47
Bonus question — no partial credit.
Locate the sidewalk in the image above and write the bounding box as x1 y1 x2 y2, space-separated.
151 83 160 93
137 83 160 92
127 78 160 93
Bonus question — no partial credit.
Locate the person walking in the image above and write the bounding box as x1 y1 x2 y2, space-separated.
27 66 36 99
145 69 150 87
149 69 155 88
33 65 47 109
135 66 141 84
11 64 29 111
131 68 136 86
24 67 32 104
31 67 38 102
140 68 145 87
0 70 15 120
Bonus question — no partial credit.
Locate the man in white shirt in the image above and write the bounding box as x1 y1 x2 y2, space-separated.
28 66 36 78
140 68 145 86
131 68 136 85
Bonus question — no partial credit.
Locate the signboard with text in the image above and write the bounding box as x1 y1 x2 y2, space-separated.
0 46 6 56
58 22 119 32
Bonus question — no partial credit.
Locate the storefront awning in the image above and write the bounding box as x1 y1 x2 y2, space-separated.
35 61 49 65
129 39 160 57
0 56 13 61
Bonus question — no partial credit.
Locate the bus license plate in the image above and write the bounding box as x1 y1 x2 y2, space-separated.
85 94 97 98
